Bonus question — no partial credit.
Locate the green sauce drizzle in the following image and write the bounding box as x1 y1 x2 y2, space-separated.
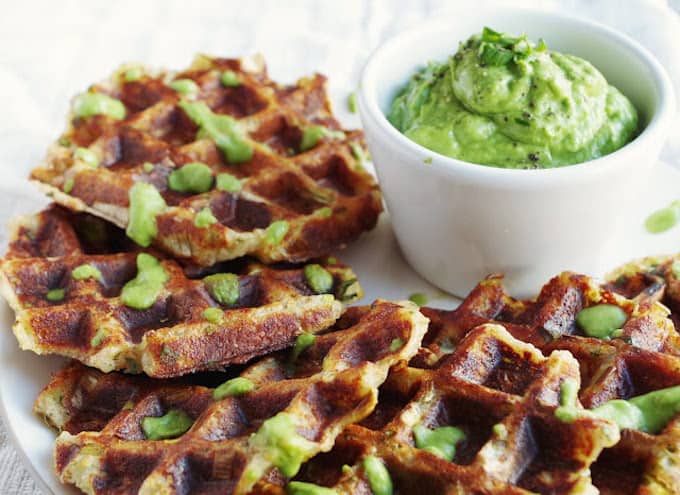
194 207 218 228
292 333 316 363
141 409 194 440
645 201 680 234
303 264 333 294
413 424 466 461
73 92 126 120
389 338 404 352
168 162 214 194
250 412 317 477
264 220 289 245
71 264 102 282
221 70 241 87
575 304 627 339
203 273 240 306
46 288 65 302
408 292 428 307
179 101 253 163
168 78 199 95
120 253 169 310
126 182 167 247
363 456 393 495
286 481 337 495
213 377 255 400
216 172 242 192
74 147 99 168
202 307 224 324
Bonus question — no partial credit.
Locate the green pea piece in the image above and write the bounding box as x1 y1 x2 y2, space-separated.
304 264 333 294
46 288 65 302
575 304 627 339
168 162 214 194
291 333 316 362
194 207 218 228
168 78 200 96
286 481 338 495
300 125 325 152
347 92 358 114
120 253 169 310
203 273 240 306
63 177 75 194
264 220 289 245
389 338 404 352
413 424 466 461
124 67 143 82
90 328 107 348
73 92 126 120
213 377 255 400
362 456 393 495
221 70 241 87
216 172 242 193
141 409 194 440
71 263 102 282
408 292 428 307
126 182 167 247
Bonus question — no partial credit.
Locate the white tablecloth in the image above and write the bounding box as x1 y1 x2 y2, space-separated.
1 1 678 493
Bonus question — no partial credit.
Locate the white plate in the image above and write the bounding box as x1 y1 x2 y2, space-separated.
1 161 679 494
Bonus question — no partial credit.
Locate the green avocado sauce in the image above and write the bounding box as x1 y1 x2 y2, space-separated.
249 412 317 477
213 377 255 400
126 182 167 247
120 253 169 310
413 423 465 461
388 27 638 169
71 263 102 282
73 92 126 120
203 273 240 306
286 481 337 495
141 409 194 440
363 456 393 495
556 378 680 434
179 101 253 163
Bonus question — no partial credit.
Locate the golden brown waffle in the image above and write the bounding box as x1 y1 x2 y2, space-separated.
37 311 620 494
417 272 680 494
34 300 428 495
30 54 382 266
0 206 361 377
605 254 680 330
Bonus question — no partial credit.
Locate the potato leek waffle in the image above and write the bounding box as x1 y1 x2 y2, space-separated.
418 271 680 494
34 300 428 495
30 54 382 266
0 206 361 377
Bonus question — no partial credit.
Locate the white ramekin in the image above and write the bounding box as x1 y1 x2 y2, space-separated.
359 9 675 297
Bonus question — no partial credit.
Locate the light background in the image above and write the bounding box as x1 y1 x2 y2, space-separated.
0 1 679 493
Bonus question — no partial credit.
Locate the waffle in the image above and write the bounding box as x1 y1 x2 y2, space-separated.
37 312 622 494
0 206 362 377
416 272 680 494
34 300 428 495
30 54 382 266
605 254 680 329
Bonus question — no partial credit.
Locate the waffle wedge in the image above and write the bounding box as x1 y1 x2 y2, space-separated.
0 206 361 377
35 300 428 495
418 272 680 494
30 54 382 266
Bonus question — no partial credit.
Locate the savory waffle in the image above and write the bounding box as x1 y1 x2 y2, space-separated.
37 312 621 494
0 206 361 377
34 300 428 495
418 272 680 494
30 54 382 266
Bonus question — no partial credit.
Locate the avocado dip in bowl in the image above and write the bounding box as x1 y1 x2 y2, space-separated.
358 9 675 297
387 27 639 169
